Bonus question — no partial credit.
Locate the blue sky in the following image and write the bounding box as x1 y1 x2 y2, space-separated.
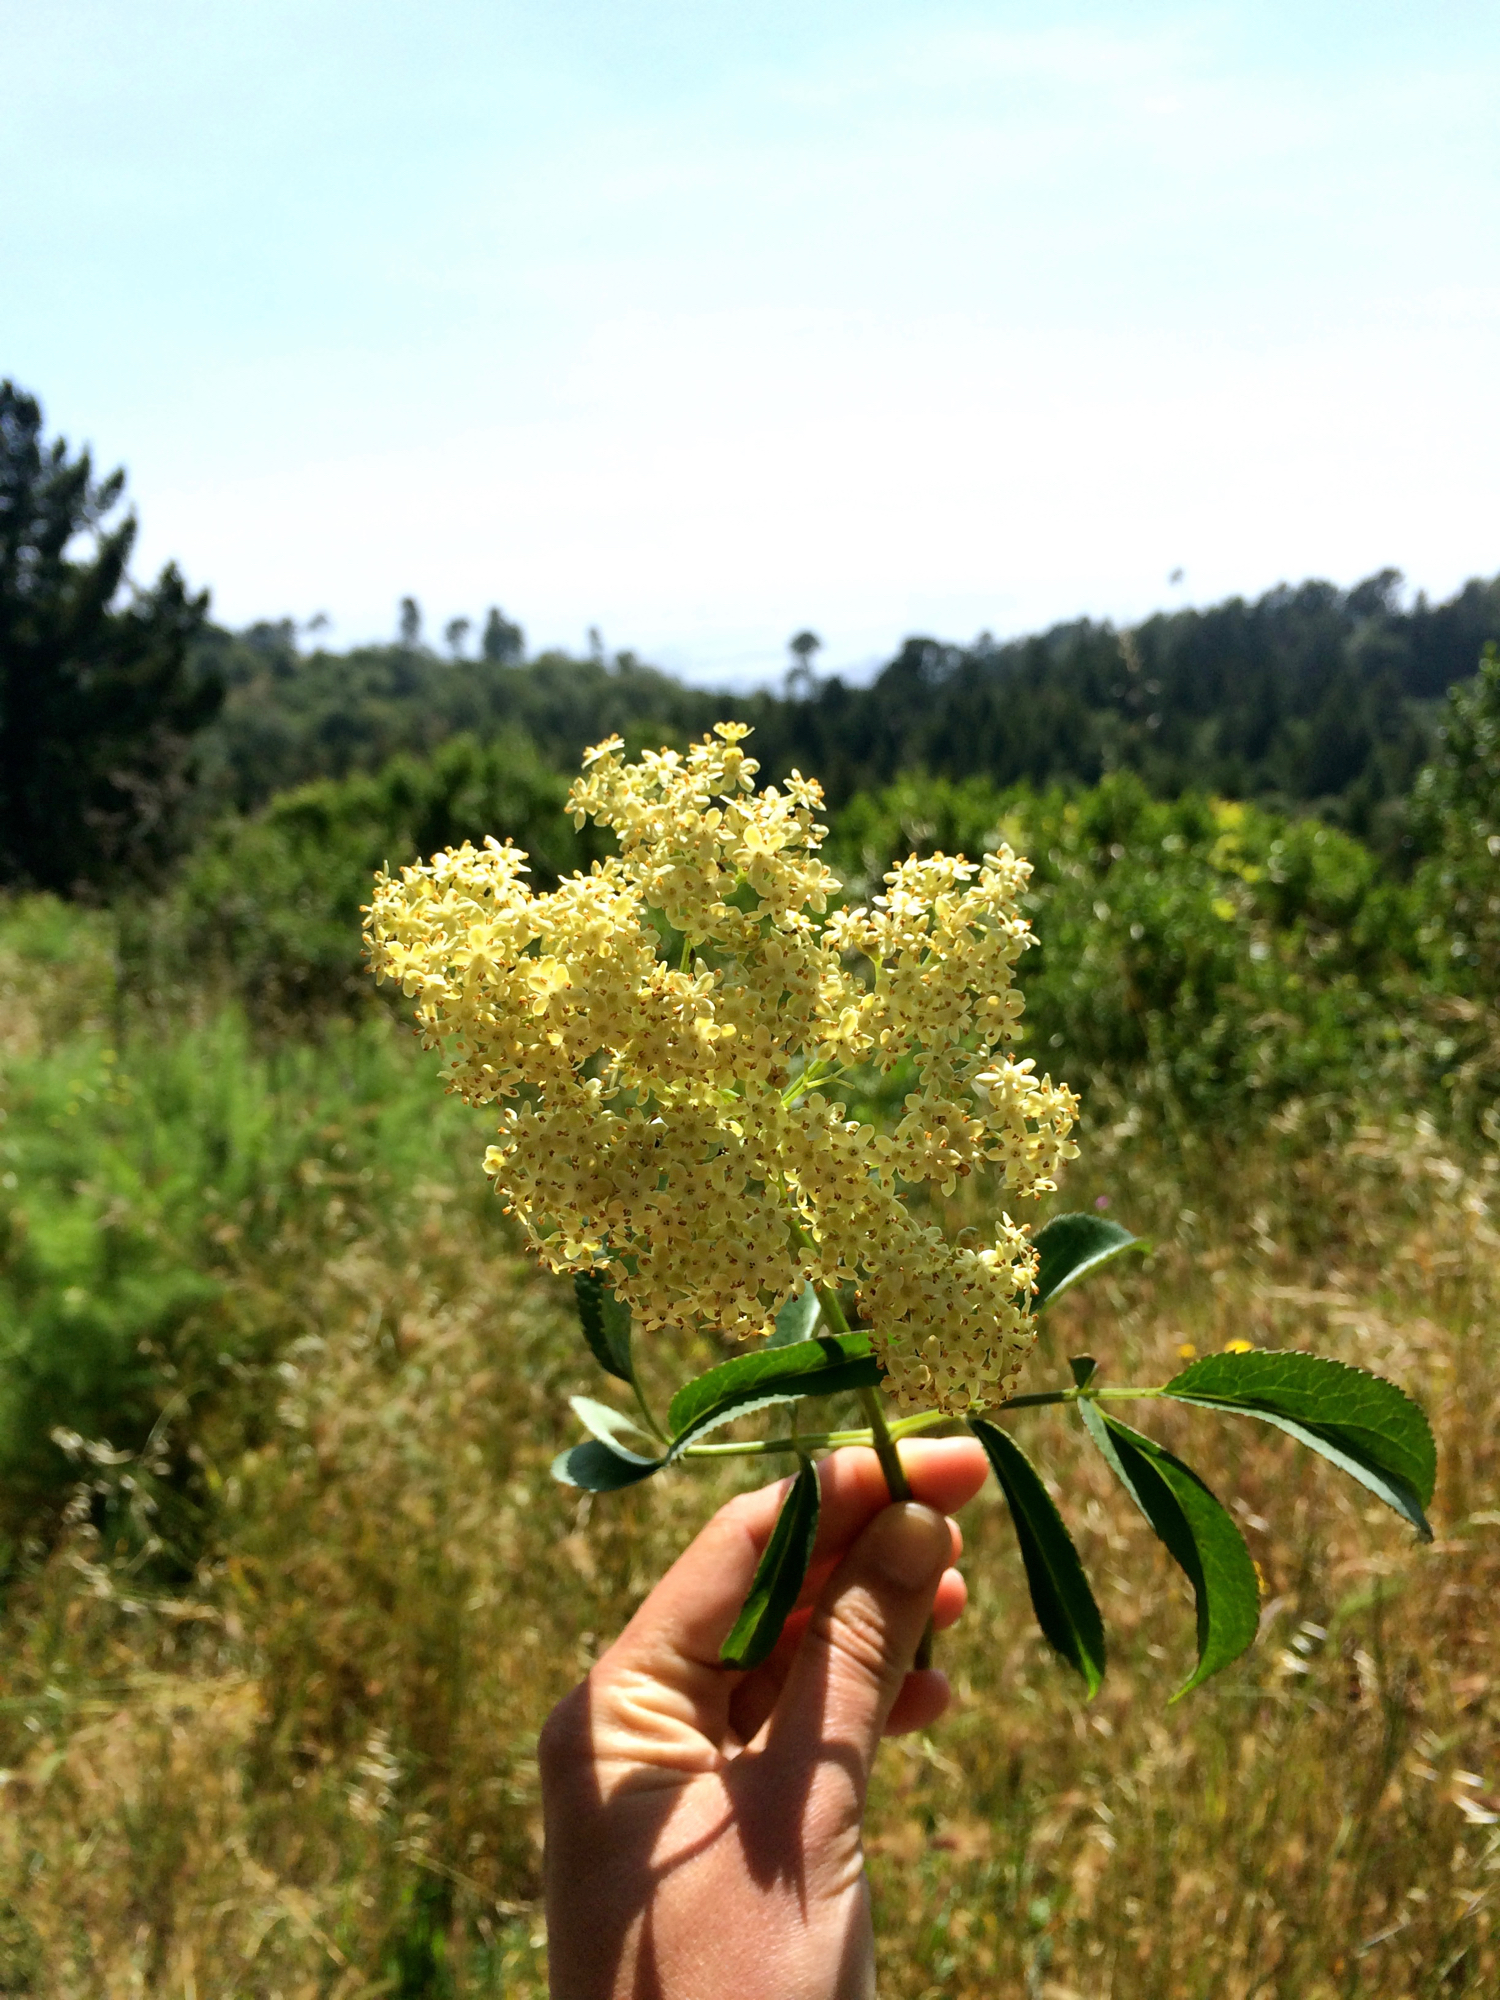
6 0 1498 684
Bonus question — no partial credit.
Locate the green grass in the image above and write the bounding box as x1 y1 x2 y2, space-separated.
0 896 495 1554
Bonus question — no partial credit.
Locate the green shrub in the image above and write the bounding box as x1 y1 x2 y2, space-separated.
829 771 1426 1126
148 730 604 1019
1406 645 1500 1125
0 896 493 1553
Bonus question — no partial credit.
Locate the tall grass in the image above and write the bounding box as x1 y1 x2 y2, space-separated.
0 892 1495 1994
0 896 493 1552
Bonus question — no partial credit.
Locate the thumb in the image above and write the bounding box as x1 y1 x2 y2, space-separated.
766 1501 952 1789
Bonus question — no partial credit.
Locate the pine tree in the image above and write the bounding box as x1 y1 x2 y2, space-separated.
0 382 218 893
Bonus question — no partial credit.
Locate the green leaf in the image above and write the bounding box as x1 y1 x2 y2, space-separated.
971 1419 1105 1695
574 1271 634 1383
568 1395 655 1453
719 1457 822 1669
1162 1350 1435 1540
1078 1405 1259 1699
766 1283 822 1348
551 1437 662 1492
1068 1354 1099 1388
666 1333 882 1456
1033 1213 1141 1310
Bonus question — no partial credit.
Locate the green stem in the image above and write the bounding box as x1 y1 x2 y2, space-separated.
629 1372 669 1445
780 1061 853 1107
855 1382 930 1669
811 1285 911 1496
810 1279 933 1665
677 1386 1165 1461
682 1427 873 1460
1001 1385 1164 1412
857 1385 912 1502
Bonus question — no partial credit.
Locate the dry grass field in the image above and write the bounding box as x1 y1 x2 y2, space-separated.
0 925 1495 2000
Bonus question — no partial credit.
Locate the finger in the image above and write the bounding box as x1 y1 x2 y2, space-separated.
729 1557 967 1746
932 1564 968 1631
766 1501 951 1794
805 1439 987 1570
787 1438 984 1616
593 1438 987 1756
590 1481 790 1752
600 1433 985 1683
882 1669 951 1736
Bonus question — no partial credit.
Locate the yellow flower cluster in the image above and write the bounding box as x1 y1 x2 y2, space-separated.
365 724 1078 1412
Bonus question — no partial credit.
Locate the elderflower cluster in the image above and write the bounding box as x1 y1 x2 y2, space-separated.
365 724 1078 1413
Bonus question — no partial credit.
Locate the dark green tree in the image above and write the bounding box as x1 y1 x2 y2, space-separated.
1412 642 1500 993
0 382 216 893
786 628 822 697
481 606 524 662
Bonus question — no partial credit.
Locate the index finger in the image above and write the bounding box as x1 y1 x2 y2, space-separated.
804 1439 989 1569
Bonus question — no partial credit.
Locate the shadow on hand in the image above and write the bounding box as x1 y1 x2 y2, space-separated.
541 1635 874 2000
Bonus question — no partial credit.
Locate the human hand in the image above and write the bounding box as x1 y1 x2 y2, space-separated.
538 1437 990 2000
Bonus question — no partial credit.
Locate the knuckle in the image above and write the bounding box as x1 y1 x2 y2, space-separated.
808 1588 905 1690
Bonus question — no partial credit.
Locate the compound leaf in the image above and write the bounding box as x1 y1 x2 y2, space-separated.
667 1334 881 1456
767 1284 823 1348
568 1395 656 1453
551 1437 662 1492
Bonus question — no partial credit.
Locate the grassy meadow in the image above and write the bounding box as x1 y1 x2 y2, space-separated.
1 693 1498 1996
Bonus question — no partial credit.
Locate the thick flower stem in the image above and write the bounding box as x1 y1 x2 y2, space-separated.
856 1385 912 1502
816 1281 932 1665
812 1282 915 1501
855 1382 934 1668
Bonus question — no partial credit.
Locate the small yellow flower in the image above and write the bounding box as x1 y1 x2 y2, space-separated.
1223 1338 1254 1354
365 725 1080 1413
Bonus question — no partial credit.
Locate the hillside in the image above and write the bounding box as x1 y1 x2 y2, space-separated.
194 569 1500 835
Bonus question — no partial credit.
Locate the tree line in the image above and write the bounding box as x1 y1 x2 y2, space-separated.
4 377 1499 896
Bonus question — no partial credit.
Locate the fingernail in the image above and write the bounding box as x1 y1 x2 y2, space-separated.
865 1503 950 1589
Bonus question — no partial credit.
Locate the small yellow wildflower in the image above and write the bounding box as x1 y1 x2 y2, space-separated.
365 724 1079 1413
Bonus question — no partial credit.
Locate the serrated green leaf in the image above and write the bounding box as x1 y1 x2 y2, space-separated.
666 1334 882 1456
1078 1404 1259 1699
971 1419 1105 1695
719 1458 822 1669
551 1437 662 1492
767 1283 823 1348
574 1271 634 1383
1033 1213 1141 1310
1162 1350 1435 1520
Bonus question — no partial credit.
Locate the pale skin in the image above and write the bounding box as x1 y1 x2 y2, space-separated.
539 1436 990 2000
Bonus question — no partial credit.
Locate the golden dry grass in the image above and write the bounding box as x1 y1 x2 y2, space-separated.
0 1087 1495 1998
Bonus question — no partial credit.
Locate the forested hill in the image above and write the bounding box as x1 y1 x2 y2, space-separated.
741 570 1500 832
195 568 1500 829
